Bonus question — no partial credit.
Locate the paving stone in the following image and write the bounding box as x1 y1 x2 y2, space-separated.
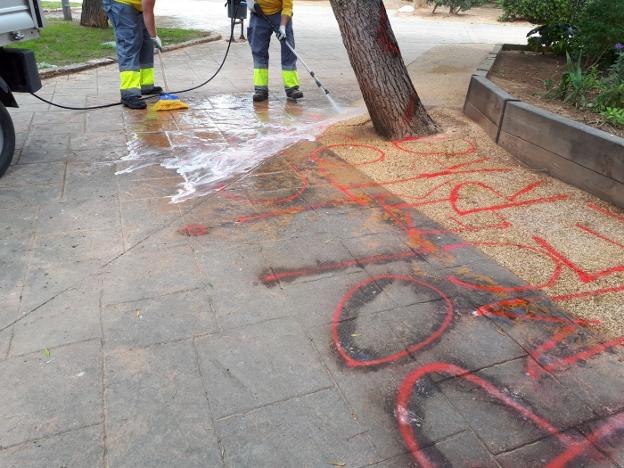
0 340 101 447
120 197 186 249
0 185 61 209
19 259 101 312
439 358 595 454
0 207 38 239
281 270 395 330
216 388 378 467
554 347 624 417
117 176 186 201
70 131 127 152
105 340 221 467
0 326 12 359
102 289 218 349
10 287 101 356
413 297 527 379
0 162 66 188
195 317 332 418
417 430 499 467
21 133 71 163
63 161 119 201
68 147 129 163
261 236 359 285
35 197 121 234
308 322 469 460
366 453 417 467
196 244 293 329
0 237 31 291
32 229 123 264
0 425 103 468
580 412 624 466
496 429 613 468
101 244 205 305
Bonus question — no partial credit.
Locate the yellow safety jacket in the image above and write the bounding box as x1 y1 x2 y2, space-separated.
114 0 143 12
257 0 293 17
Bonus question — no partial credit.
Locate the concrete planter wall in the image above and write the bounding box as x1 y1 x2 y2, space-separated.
463 51 624 208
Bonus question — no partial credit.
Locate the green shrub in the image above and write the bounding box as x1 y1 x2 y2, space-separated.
600 107 624 127
549 52 600 108
498 0 587 23
527 23 578 55
573 0 624 66
428 0 487 15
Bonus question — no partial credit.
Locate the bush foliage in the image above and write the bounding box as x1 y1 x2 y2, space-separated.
428 0 487 15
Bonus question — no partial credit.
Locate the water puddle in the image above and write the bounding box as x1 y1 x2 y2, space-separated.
116 94 357 203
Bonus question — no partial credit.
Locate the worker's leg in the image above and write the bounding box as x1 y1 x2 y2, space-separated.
138 14 160 95
279 19 302 99
103 0 144 107
248 12 272 100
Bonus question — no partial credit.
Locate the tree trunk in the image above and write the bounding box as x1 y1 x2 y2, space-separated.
80 0 109 28
329 0 437 139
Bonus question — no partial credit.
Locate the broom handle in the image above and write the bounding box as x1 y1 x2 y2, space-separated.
156 49 170 93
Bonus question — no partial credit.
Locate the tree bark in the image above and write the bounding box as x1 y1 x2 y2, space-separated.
80 0 109 28
329 0 437 139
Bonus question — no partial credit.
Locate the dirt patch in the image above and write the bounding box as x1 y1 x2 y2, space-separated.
319 109 624 339
489 50 624 139
387 2 532 26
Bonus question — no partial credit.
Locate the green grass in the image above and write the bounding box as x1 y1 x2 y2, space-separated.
9 19 207 67
40 2 81 8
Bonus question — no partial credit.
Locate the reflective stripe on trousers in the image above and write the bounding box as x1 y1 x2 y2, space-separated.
102 0 155 98
248 12 300 91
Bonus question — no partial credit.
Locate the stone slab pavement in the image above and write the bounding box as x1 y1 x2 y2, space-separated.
2 3 624 468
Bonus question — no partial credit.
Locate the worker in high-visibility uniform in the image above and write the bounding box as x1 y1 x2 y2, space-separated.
102 0 163 109
247 0 303 102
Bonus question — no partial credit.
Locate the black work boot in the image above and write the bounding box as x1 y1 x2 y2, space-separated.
141 85 164 96
286 86 304 101
253 89 269 102
121 96 147 110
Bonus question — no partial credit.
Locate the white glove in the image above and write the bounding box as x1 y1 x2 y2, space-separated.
151 36 163 51
247 0 255 11
276 25 287 41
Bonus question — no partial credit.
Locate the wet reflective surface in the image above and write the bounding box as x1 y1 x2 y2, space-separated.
117 94 355 203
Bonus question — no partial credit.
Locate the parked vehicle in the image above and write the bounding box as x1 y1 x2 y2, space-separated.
0 0 44 177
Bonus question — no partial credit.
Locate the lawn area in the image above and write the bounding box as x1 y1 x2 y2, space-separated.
10 19 208 67
40 1 81 8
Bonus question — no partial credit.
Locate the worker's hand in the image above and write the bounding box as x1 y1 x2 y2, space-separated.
276 25 287 41
247 0 255 11
151 36 163 51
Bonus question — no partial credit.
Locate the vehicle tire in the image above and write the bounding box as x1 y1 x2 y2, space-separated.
0 101 16 178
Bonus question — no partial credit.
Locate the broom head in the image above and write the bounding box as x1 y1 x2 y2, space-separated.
153 93 189 111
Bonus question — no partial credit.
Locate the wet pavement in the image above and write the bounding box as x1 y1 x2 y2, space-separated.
2 3 624 468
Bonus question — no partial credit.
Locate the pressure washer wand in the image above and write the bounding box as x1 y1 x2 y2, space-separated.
253 5 331 95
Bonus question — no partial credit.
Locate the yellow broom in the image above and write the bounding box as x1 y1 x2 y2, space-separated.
153 49 189 111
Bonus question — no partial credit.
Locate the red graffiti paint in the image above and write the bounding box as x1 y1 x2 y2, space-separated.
396 362 577 467
449 181 569 216
474 298 597 326
392 136 477 158
546 412 624 468
376 4 400 56
177 224 210 237
576 223 624 249
261 251 420 285
223 168 309 206
332 274 453 368
587 202 624 222
446 242 562 292
551 285 624 301
533 235 624 283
